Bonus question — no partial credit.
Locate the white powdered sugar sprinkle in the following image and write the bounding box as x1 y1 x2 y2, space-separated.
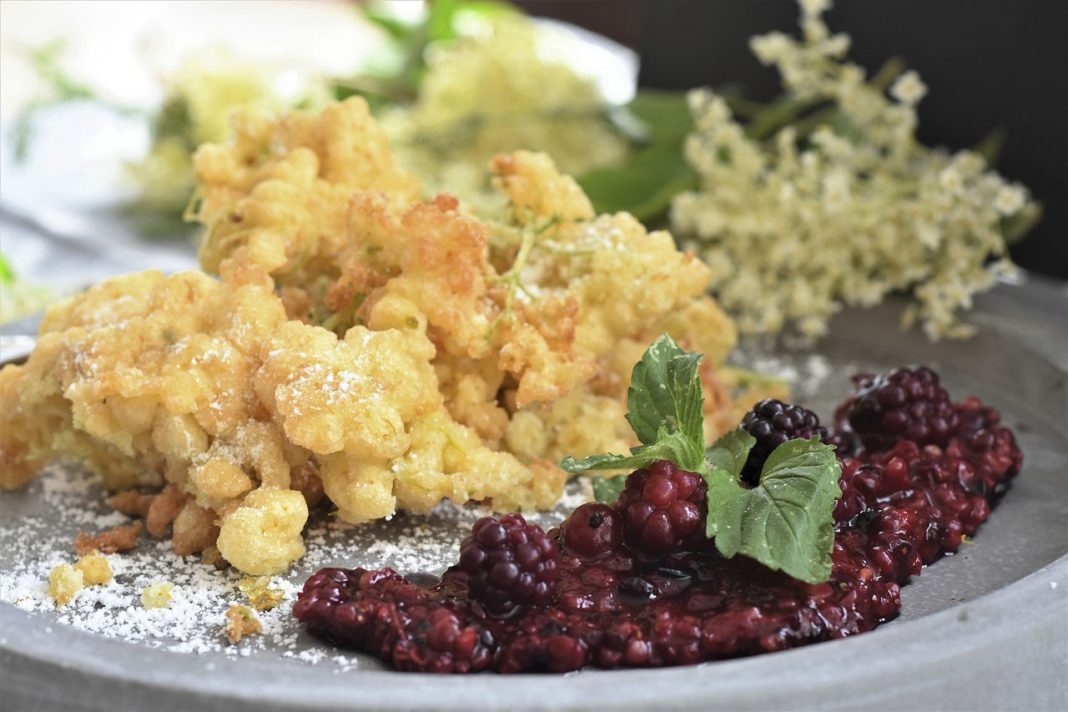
0 462 581 668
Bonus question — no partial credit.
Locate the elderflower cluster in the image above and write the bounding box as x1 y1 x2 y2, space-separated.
671 0 1037 341
382 16 627 216
127 55 330 213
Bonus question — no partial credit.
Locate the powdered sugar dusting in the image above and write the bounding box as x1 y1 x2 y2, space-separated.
732 351 839 399
0 462 582 668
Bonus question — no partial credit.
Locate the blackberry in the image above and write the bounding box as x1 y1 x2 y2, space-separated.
293 567 495 673
953 396 1001 439
563 503 623 559
616 460 707 559
740 399 828 486
459 514 559 616
846 367 959 451
949 397 1022 487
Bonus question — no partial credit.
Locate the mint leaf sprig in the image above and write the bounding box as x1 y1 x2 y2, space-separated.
561 334 706 476
703 430 841 585
561 334 841 584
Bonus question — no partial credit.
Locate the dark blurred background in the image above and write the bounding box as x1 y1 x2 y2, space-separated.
519 1 1068 280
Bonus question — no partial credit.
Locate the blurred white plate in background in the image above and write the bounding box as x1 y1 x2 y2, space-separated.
0 1 636 292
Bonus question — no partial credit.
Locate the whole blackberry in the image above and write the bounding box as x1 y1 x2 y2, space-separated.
740 399 828 486
563 502 623 559
616 460 707 559
846 367 959 451
459 514 559 616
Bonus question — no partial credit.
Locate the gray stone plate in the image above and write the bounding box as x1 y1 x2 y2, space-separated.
2 278 1066 711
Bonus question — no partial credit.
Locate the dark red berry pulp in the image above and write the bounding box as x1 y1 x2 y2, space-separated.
294 369 1022 673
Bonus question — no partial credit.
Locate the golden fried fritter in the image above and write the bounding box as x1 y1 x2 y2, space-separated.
1 97 762 575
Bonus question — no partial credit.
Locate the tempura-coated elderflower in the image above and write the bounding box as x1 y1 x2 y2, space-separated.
671 0 1038 341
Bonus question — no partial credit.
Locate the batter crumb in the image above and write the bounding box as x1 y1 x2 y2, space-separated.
48 564 84 606
74 520 143 556
141 582 175 609
74 550 113 586
225 604 262 643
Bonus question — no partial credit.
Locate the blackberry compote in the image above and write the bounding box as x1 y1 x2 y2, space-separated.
295 368 1023 673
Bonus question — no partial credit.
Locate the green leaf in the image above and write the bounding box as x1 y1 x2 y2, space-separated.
591 475 627 504
560 333 707 476
704 428 755 479
625 334 704 449
0 253 15 285
578 144 698 222
560 428 703 477
974 127 1006 167
578 90 696 222
361 4 419 43
703 437 842 584
625 90 695 142
426 0 518 43
1001 201 1042 243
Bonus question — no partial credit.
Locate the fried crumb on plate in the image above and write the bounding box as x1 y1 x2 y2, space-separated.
141 582 175 609
107 490 154 518
237 576 285 611
74 550 113 586
225 604 262 643
47 563 84 607
74 520 143 556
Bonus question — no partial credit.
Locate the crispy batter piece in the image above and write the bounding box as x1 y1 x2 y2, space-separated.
141 582 174 609
171 501 220 557
74 550 113 586
146 484 185 538
74 520 143 556
108 490 154 517
48 564 84 607
237 576 285 611
290 461 325 508
201 545 228 570
225 605 262 643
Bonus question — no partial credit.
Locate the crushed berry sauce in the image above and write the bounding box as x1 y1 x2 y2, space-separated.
294 386 1022 673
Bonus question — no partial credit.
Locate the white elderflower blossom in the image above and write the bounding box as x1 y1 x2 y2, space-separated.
671 0 1037 342
751 32 792 64
800 0 831 16
890 70 928 106
993 185 1027 215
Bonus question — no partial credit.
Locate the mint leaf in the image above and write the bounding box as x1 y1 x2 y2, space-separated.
705 428 754 479
561 427 704 476
625 334 704 449
561 452 631 473
591 475 626 504
703 437 841 584
561 333 706 477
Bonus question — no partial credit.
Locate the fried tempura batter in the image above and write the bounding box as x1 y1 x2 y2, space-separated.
0 98 769 575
